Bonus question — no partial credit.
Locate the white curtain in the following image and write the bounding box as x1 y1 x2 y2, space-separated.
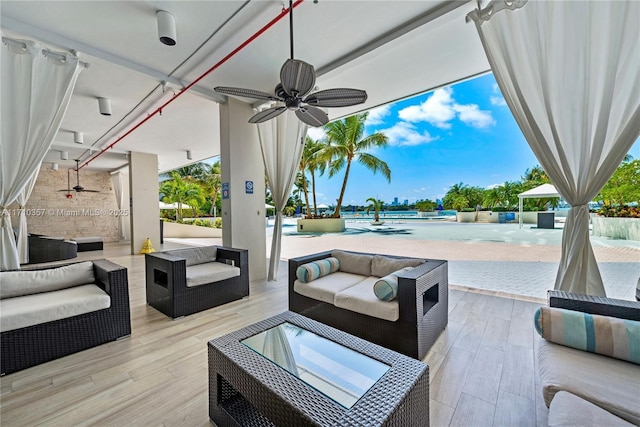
257 110 308 281
16 169 40 264
1 38 81 270
468 1 640 296
111 171 126 240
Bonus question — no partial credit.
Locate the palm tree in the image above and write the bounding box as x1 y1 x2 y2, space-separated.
159 172 205 221
200 161 221 216
298 137 327 218
320 113 390 218
159 163 207 181
365 197 385 222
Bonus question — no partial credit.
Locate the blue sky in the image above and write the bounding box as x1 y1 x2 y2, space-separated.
306 73 640 207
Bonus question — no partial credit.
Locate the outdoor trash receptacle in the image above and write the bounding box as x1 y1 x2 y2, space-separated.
538 212 555 229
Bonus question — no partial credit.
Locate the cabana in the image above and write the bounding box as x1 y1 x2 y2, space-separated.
518 184 560 228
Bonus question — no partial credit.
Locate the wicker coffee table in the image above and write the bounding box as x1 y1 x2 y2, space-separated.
208 311 429 426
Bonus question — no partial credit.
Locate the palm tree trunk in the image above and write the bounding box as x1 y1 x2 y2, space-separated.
311 171 318 217
302 175 311 218
334 159 352 218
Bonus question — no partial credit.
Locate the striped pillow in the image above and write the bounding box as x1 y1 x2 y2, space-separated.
373 267 413 302
296 257 340 283
534 306 640 365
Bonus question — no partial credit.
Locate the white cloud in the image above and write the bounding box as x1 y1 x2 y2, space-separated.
453 104 495 128
486 183 502 189
399 88 456 128
490 83 507 106
366 105 391 126
306 126 326 141
398 87 496 130
379 122 436 147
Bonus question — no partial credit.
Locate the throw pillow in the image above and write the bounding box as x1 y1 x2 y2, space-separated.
371 255 424 277
331 250 373 276
165 246 217 266
534 306 640 365
373 267 413 301
296 257 340 283
0 261 95 299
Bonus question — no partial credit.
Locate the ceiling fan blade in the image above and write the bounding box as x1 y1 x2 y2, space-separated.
81 189 100 193
305 88 368 107
296 106 328 127
214 86 281 101
248 106 287 123
280 59 316 97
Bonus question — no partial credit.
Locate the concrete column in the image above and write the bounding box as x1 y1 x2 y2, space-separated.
129 151 160 255
219 98 266 282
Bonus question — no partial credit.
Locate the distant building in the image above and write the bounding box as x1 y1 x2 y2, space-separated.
403 199 409 205
393 197 398 206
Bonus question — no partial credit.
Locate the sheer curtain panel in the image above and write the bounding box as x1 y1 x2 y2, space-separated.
257 110 308 281
468 1 640 295
16 170 40 264
1 39 81 270
111 171 126 240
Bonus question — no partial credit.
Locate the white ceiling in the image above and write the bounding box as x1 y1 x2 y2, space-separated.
1 0 489 173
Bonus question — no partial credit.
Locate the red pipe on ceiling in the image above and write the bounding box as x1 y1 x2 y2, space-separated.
80 0 304 169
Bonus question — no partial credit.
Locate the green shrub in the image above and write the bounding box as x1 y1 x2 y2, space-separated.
460 208 476 212
213 217 222 228
597 205 640 218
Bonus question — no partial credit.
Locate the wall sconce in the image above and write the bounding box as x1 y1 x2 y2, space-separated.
74 131 84 144
186 150 192 160
61 151 69 160
98 97 112 116
51 163 59 171
157 11 177 46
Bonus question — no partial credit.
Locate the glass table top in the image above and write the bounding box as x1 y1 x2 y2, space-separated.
241 322 390 409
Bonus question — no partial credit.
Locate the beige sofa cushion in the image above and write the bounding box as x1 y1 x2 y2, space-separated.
538 338 640 425
0 284 110 332
334 276 399 321
185 262 240 287
0 261 95 299
331 250 372 276
294 272 367 304
548 391 635 427
371 255 424 277
165 246 217 267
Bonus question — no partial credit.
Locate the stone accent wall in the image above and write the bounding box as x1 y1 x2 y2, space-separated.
11 165 121 242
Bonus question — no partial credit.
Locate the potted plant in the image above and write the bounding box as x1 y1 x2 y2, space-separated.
366 197 385 225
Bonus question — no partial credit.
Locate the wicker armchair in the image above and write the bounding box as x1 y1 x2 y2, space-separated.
0 259 131 375
289 250 448 359
145 246 249 318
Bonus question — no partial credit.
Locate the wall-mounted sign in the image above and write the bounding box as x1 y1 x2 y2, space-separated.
245 181 254 194
222 182 229 200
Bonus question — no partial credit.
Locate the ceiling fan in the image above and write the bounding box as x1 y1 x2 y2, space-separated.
214 0 367 127
59 160 100 193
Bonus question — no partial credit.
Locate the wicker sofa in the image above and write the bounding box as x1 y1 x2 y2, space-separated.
289 250 448 359
0 259 131 375
145 245 249 318
537 291 640 426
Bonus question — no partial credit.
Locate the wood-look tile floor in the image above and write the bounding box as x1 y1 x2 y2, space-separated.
1 247 549 426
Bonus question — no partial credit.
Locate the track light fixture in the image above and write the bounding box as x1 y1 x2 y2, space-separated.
157 10 177 46
52 163 59 171
74 131 84 144
61 151 69 160
186 150 192 160
98 97 112 116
